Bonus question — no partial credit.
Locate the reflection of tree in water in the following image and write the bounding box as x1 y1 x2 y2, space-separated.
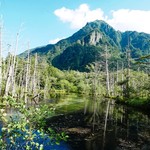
83 96 150 150
112 105 150 149
102 99 110 150
89 97 101 131
84 96 105 131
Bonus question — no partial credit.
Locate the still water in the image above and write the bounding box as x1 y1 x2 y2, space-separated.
47 94 150 150
1 94 150 150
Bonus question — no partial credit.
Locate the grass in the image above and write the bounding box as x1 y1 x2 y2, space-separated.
115 96 150 111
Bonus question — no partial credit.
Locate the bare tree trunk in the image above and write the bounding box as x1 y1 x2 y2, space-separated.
125 49 131 98
116 61 119 83
121 62 124 81
4 45 11 80
33 53 37 91
4 58 13 96
12 57 18 97
17 67 23 99
20 65 26 99
111 71 115 96
28 59 32 99
2 58 5 86
11 33 19 97
105 45 110 96
4 46 14 97
24 42 30 104
32 53 38 104
121 62 124 97
37 71 40 102
44 76 48 100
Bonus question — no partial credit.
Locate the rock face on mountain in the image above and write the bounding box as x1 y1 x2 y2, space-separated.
19 20 150 71
79 30 102 46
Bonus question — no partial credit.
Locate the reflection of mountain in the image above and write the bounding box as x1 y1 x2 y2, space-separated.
20 20 150 71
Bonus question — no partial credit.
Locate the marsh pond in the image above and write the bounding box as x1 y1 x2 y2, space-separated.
43 94 150 150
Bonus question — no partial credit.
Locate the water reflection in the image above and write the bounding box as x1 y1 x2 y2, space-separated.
53 95 150 150
82 96 150 150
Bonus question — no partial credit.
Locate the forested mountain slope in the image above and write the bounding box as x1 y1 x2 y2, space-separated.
19 20 150 71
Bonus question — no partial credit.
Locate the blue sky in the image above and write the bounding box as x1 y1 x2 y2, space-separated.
0 0 150 54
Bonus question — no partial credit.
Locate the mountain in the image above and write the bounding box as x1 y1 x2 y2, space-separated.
19 20 150 71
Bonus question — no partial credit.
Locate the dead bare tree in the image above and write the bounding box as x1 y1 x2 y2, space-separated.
105 45 110 96
4 54 13 96
31 53 38 104
24 42 30 104
11 33 19 97
116 61 119 83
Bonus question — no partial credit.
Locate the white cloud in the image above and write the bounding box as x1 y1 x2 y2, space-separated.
107 9 150 33
49 37 65 44
54 4 150 34
54 4 105 29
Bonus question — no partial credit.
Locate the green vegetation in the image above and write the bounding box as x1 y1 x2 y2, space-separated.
0 20 150 149
0 96 68 149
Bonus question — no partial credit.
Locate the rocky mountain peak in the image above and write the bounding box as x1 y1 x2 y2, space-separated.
19 20 150 71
